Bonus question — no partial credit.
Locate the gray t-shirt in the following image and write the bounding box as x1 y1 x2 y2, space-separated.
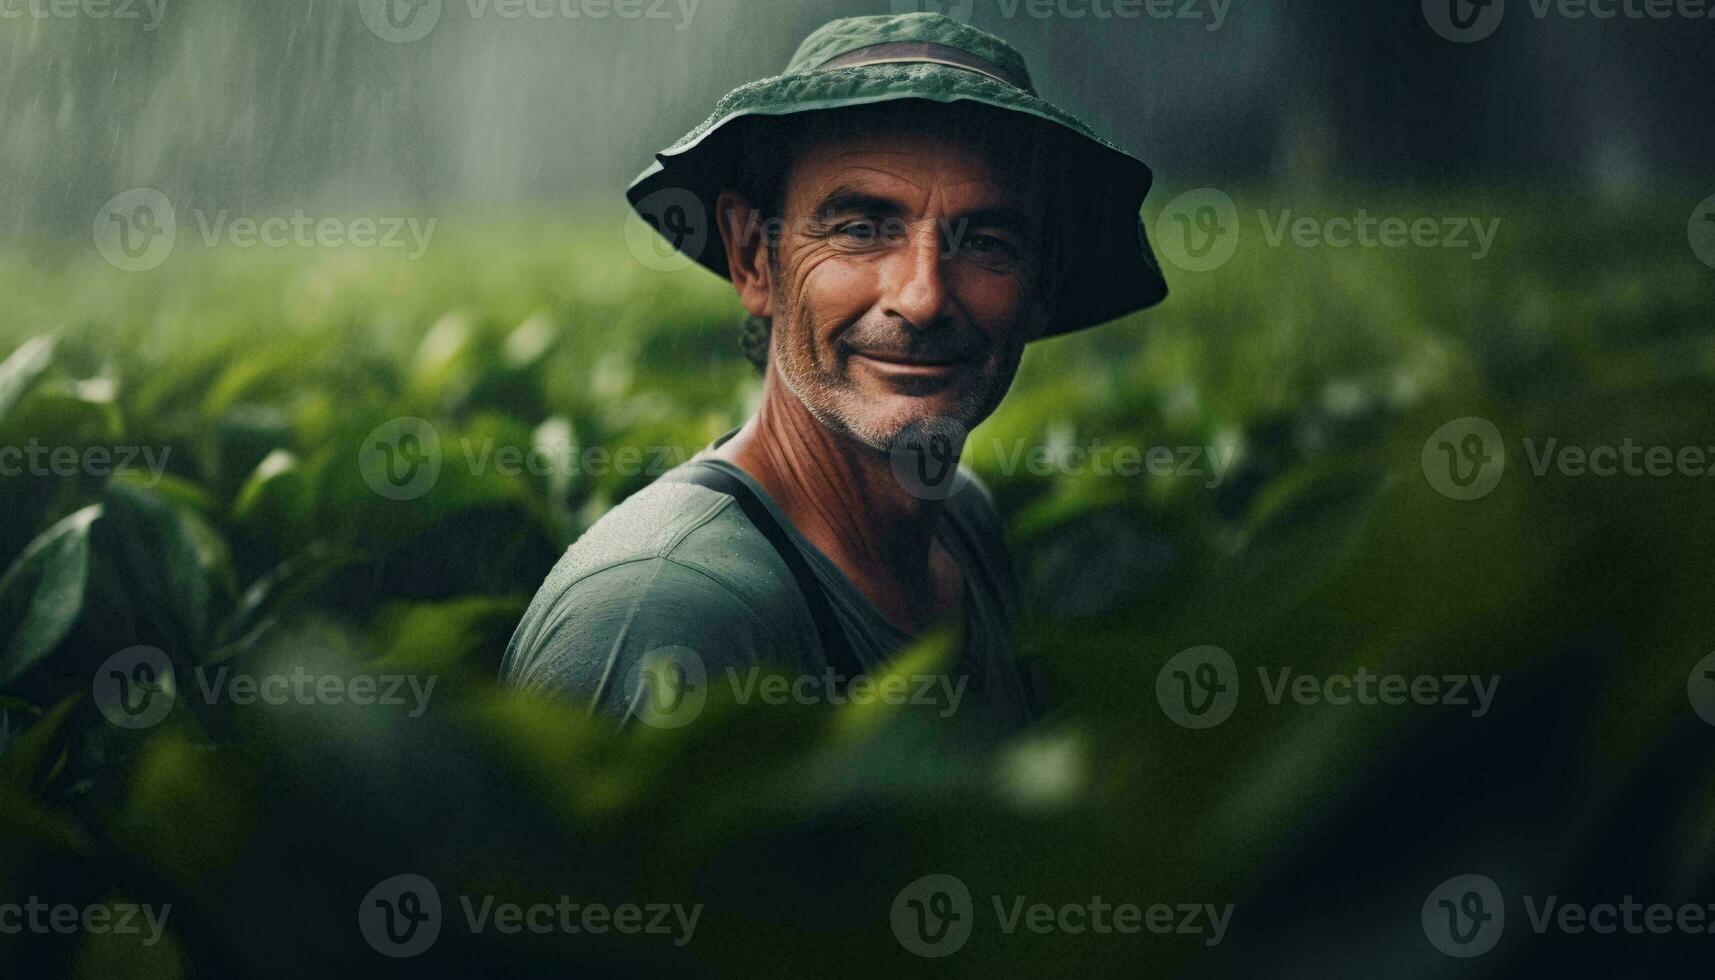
500 441 1037 736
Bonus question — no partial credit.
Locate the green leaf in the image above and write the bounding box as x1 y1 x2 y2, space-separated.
119 733 257 889
209 403 292 500
210 542 361 663
0 694 80 792
98 483 226 655
1203 463 1392 622
0 333 55 424
0 385 124 452
0 783 87 855
367 595 526 676
71 909 187 980
231 448 312 541
0 505 101 686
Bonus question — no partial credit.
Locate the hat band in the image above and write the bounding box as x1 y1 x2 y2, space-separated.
814 42 1031 92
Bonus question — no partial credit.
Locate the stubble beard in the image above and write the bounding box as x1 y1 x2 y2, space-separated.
768 288 1021 453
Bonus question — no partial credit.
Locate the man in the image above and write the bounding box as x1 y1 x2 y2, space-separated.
501 13 1168 734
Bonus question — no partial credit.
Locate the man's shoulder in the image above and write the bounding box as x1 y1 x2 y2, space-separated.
500 463 813 696
542 460 998 591
535 460 1008 620
530 461 818 616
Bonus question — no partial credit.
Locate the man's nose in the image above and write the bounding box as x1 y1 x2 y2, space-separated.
880 222 950 331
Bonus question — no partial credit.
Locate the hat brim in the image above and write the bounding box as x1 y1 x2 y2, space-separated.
626 62 1168 339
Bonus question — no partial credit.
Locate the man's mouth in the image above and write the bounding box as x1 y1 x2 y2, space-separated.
857 350 963 367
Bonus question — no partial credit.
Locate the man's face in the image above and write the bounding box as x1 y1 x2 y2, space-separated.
758 116 1054 451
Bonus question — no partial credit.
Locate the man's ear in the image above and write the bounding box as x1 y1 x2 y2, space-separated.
715 190 774 319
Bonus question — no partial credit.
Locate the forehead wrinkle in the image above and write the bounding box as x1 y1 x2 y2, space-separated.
810 165 933 200
800 166 1021 219
793 133 1014 186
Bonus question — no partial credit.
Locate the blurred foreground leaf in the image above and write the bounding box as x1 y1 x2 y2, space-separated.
0 506 101 685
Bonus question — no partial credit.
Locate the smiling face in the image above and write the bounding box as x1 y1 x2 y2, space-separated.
723 103 1060 451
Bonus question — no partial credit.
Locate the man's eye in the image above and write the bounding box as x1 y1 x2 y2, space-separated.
953 233 1020 260
835 220 884 242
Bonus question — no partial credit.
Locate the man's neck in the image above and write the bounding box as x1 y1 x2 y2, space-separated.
711 369 949 632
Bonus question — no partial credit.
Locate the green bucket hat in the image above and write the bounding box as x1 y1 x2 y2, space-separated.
625 12 1169 339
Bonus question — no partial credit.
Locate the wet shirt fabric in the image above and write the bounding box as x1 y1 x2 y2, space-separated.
500 445 1038 738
